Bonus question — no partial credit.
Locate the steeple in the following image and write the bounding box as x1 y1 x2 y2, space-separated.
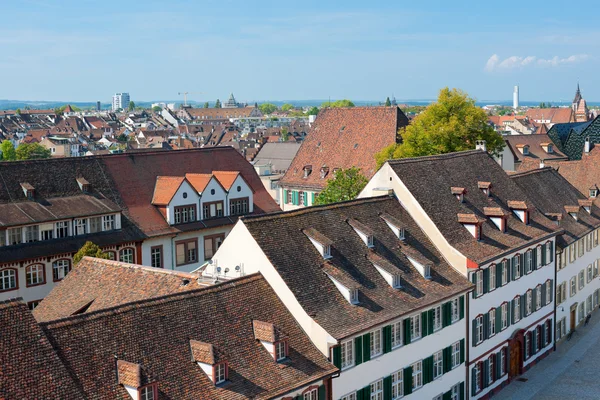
573 83 582 104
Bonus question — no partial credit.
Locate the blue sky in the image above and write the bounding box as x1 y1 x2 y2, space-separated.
1 0 597 102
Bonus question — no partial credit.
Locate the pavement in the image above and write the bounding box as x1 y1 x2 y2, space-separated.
494 311 600 399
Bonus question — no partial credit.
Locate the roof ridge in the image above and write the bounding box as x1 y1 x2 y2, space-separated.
509 167 556 179
39 273 263 328
387 150 483 165
242 195 393 223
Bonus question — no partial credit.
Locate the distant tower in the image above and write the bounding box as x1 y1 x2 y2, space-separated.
96 101 101 111
513 86 519 109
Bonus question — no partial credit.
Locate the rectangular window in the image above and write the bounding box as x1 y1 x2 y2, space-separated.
204 234 225 260
391 370 403 399
489 265 496 291
340 340 354 370
525 333 531 359
74 219 86 235
28 300 41 310
9 227 22 245
475 315 484 344
525 250 533 273
24 225 39 242
537 246 542 268
501 303 508 330
476 270 483 296
433 351 443 379
102 215 115 231
52 260 70 281
489 309 496 336
230 197 250 216
140 385 156 400
411 361 423 390
474 363 481 393
450 384 460 400
579 270 585 290
536 287 542 310
203 201 224 219
0 269 17 291
26 264 45 286
370 379 383 400
587 295 593 316
588 265 593 283
514 255 521 279
298 191 305 206
488 355 495 383
433 306 442 331
451 341 461 368
175 239 198 266
571 277 577 297
500 348 506 376
275 340 287 361
150 246 163 268
370 329 382 358
391 321 403 349
89 217 102 233
579 302 585 322
502 260 509 285
451 298 460 323
526 291 532 315
411 315 421 340
215 363 227 384
340 394 357 400
174 205 197 224
514 297 521 322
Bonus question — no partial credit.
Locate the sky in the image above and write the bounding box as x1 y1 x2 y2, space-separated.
1 0 598 103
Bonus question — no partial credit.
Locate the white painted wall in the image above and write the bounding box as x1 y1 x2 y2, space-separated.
167 180 199 224
227 175 254 214
200 179 228 219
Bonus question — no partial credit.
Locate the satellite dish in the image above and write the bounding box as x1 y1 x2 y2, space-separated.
235 265 241 271
208 259 213 265
224 268 230 274
216 267 222 273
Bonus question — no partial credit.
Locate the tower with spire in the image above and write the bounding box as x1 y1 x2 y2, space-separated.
223 93 240 108
572 83 589 122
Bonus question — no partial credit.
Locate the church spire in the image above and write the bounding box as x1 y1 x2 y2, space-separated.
573 82 582 104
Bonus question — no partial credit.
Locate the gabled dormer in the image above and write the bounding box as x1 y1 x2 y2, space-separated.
478 181 492 197
76 177 91 193
451 187 466 202
303 165 312 178
457 213 485 240
380 213 405 240
540 142 553 154
190 340 228 385
516 144 530 155
544 212 562 226
322 262 360 304
151 176 199 225
565 205 580 220
117 360 157 400
483 207 509 232
303 228 333 259
253 320 288 362
589 185 599 199
187 173 227 219
347 218 374 248
20 182 35 200
213 171 254 216
369 253 402 289
320 166 329 179
402 248 432 279
578 199 593 214
507 201 530 224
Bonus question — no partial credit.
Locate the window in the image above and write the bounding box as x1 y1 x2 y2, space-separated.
489 265 496 291
587 295 593 315
451 298 460 323
230 197 250 216
537 246 542 268
304 388 318 400
488 355 495 383
500 347 507 376
545 320 551 346
526 290 532 316
119 248 134 263
514 255 521 279
475 315 484 344
433 306 442 331
105 251 116 260
501 303 508 330
174 205 197 224
411 314 421 340
451 341 461 368
571 277 577 297
298 191 305 206
286 190 293 204
102 215 115 231
579 302 585 322
411 361 423 390
275 340 288 361
557 282 565 304
370 379 383 400
525 333 531 359
370 329 382 357
26 264 45 286
450 383 460 400
588 265 593 283
52 260 71 281
89 216 102 233
525 250 533 273
579 270 585 290
0 269 17 291
139 385 156 400
502 260 509 285
215 362 227 384
176 239 198 266
28 300 41 310
391 370 403 399
74 219 86 235
25 225 39 242
9 227 22 244
433 351 443 379
203 201 224 219
474 363 482 393
489 309 496 336
475 270 483 296
340 393 357 400
340 339 354 370
391 321 403 349
536 285 542 310
204 234 225 260
150 246 163 268
546 242 553 263
514 297 521 322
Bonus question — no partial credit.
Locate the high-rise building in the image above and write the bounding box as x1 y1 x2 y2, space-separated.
513 85 519 109
112 93 130 111
96 101 101 111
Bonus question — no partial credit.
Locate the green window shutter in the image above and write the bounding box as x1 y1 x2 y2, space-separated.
355 336 363 366
311 192 315 205
459 296 465 320
443 347 451 373
541 324 546 346
295 395 302 400
495 306 502 331
362 333 371 362
404 366 413 395
460 339 465 364
283 190 289 204
532 248 538 270
421 311 429 337
471 367 477 395
483 313 490 340
541 283 547 306
383 325 392 354
482 360 490 388
442 303 449 327
541 244 547 265
318 385 326 400
549 242 554 262
510 299 515 325
519 253 525 276
471 273 478 298
495 350 502 379
383 375 392 400
422 357 430 385
520 294 526 317
532 329 538 354
428 309 435 335
483 268 490 293
532 288 537 310
511 257 517 279
548 280 554 303
403 318 411 345
496 264 503 287
460 381 465 400
506 261 512 282
443 391 452 400
427 355 434 383
332 345 341 368
472 318 477 347
362 385 371 399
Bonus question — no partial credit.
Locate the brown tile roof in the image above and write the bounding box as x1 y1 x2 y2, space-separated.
512 168 600 247
388 150 561 264
185 106 261 120
151 176 185 205
253 320 284 342
241 196 472 339
281 106 409 190
507 200 528 210
117 360 142 387
302 227 333 246
190 340 225 364
451 187 466 195
457 213 485 224
0 299 84 399
478 181 492 189
483 207 509 217
504 134 568 164
184 173 214 193
525 107 574 124
33 257 210 322
557 147 600 198
39 274 337 399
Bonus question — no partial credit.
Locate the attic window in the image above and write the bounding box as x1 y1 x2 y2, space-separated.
349 288 359 303
380 213 405 240
590 188 598 198
348 218 374 248
353 143 359 149
323 263 360 304
76 177 91 193
507 201 529 224
478 182 492 197
565 205 580 220
484 207 508 232
457 213 484 240
451 187 466 202
303 228 333 259
405 254 432 279
190 340 228 385
370 253 402 289
320 166 329 179
578 199 593 214
253 320 288 361
21 183 35 200
303 165 312 178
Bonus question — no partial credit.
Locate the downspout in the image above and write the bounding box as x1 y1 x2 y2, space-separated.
553 245 559 352
466 290 471 400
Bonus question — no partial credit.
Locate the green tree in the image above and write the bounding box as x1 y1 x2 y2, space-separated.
321 99 355 108
15 143 51 160
15 108 21 115
375 87 504 168
281 103 294 112
259 103 277 114
280 127 290 141
0 140 16 161
73 241 111 265
307 106 319 116
314 167 368 206
152 106 162 112
385 97 391 106
117 133 129 142
215 99 222 108
128 101 135 111
204 102 209 108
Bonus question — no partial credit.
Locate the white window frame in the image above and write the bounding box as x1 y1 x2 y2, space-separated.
489 265 496 291
451 341 461 368
450 298 460 323
536 285 542 310
514 297 521 322
370 379 383 400
276 340 287 361
391 370 403 399
571 277 577 297
102 214 115 231
536 246 542 268
411 360 423 390
501 303 508 330
525 250 533 273
476 270 483 296
411 314 421 340
579 270 585 290
433 350 443 379
391 321 403 349
340 339 354 370
489 309 496 336
499 348 506 376
474 363 481 393
370 329 382 358
433 305 442 331
546 242 552 263
502 260 509 285
0 269 16 290
215 362 227 384
340 393 357 400
526 290 532 315
475 315 484 344
514 255 521 279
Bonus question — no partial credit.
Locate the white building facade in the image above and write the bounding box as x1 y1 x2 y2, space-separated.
112 92 130 111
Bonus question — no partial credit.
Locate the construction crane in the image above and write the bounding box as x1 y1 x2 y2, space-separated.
178 92 201 107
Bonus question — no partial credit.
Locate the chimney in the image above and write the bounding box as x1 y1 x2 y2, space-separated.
585 137 590 154
475 140 487 152
539 159 545 169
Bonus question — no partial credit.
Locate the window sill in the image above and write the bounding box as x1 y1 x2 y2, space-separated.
0 287 18 292
25 282 46 288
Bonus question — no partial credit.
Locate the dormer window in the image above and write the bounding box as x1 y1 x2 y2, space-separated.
214 362 227 384
348 218 374 248
565 205 580 220
139 385 157 400
303 228 333 259
478 182 492 197
117 360 157 400
484 207 508 232
320 166 329 179
303 165 312 178
253 320 289 361
380 213 405 240
508 201 529 224
21 183 35 200
323 262 360 304
458 213 484 239
369 253 402 289
190 340 228 385
451 187 466 202
404 253 432 279
275 340 288 361
590 187 598 198
350 288 359 303
579 199 593 214
76 177 91 193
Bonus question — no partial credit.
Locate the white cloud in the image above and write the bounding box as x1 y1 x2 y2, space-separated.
485 54 590 71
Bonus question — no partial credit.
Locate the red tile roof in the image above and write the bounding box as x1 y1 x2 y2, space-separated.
185 173 214 193
525 108 574 124
151 176 185 205
213 171 240 190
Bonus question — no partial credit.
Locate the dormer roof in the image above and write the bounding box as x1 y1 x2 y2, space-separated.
368 252 400 276
117 360 142 387
303 227 333 246
451 186 466 195
213 171 240 191
190 340 225 365
253 320 285 343
457 213 485 224
151 176 185 205
348 218 374 239
322 261 360 291
483 207 509 217
477 181 492 190
564 205 580 214
185 173 214 193
578 199 593 208
507 200 528 210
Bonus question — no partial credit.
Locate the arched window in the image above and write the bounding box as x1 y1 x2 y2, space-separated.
26 264 45 287
0 269 17 291
53 259 71 281
119 248 134 263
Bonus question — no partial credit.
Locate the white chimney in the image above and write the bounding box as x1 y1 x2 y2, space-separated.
540 159 545 169
476 140 487 152
585 137 590 154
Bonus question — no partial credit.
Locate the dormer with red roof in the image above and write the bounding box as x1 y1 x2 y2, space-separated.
190 340 229 385
117 360 158 400
151 176 199 225
213 171 254 217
